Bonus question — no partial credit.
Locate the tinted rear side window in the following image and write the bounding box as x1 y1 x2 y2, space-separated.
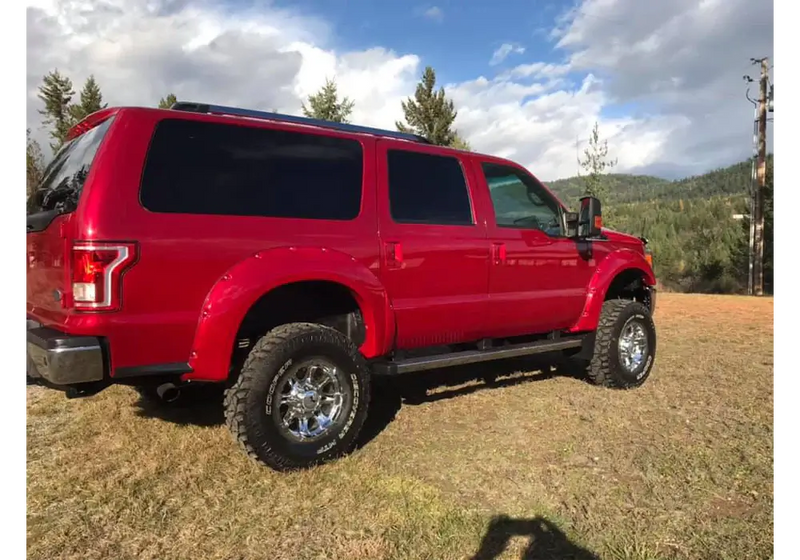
27 116 115 216
140 119 363 220
387 150 473 225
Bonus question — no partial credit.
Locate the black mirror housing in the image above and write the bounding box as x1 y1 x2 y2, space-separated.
578 196 603 238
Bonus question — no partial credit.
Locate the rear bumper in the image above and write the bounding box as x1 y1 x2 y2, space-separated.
27 320 106 386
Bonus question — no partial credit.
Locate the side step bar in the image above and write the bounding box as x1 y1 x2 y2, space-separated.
371 336 584 376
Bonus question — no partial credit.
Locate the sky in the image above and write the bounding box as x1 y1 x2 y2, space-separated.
26 0 774 181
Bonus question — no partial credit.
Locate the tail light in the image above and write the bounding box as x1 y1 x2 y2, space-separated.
71 242 137 311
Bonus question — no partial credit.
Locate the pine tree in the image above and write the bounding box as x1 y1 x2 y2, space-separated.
450 132 472 151
158 93 178 109
69 75 107 122
26 128 45 199
396 66 457 146
37 70 75 152
301 78 355 123
577 121 617 200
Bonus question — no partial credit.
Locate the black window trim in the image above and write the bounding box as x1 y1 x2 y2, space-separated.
138 117 366 222
386 148 476 227
482 161 565 237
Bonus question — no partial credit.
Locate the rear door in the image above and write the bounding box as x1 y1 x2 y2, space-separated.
375 141 491 349
26 117 116 326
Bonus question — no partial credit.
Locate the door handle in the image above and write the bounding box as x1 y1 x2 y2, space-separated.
384 241 403 269
492 242 506 265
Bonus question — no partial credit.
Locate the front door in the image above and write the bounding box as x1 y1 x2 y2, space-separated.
473 159 595 337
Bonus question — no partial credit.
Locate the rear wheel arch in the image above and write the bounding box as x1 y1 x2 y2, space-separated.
186 249 394 383
228 280 370 382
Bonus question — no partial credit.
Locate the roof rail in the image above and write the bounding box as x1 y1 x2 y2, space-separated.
169 101 431 144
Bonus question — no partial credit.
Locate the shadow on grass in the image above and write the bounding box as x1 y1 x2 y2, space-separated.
132 384 225 427
132 356 586 447
357 356 585 449
472 516 599 560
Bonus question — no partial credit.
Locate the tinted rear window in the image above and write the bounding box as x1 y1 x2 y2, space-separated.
387 150 473 226
140 119 364 220
26 117 115 216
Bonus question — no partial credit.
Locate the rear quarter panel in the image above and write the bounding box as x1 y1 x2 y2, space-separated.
68 109 384 376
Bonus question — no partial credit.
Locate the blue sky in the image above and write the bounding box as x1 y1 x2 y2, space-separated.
270 0 564 83
27 0 773 180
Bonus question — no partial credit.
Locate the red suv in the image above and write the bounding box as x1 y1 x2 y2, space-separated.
27 102 657 471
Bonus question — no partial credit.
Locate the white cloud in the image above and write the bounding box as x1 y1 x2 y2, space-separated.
27 0 420 155
490 43 526 66
448 71 681 180
418 6 444 22
27 0 773 182
552 0 774 177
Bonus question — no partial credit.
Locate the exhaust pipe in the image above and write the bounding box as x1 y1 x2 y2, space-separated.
156 383 181 403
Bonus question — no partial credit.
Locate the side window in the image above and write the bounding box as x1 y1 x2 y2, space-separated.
387 149 473 226
481 162 562 236
140 119 363 220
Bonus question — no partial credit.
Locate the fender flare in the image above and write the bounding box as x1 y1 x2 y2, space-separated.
184 247 394 382
569 249 656 333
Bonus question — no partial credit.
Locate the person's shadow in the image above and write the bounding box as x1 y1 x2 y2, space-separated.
472 516 599 560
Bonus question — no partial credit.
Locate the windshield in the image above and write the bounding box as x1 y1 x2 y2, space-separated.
26 117 115 216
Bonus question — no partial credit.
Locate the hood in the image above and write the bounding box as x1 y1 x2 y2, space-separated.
601 227 647 252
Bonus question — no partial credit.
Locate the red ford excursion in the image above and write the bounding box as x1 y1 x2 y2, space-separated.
27 102 657 471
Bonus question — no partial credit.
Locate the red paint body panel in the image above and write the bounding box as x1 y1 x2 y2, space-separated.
25 105 656 381
466 155 601 337
187 248 393 381
374 139 491 348
568 248 657 333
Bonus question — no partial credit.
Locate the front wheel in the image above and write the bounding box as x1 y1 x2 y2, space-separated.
224 322 371 471
585 299 657 389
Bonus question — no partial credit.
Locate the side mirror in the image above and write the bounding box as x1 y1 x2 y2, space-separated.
578 196 603 238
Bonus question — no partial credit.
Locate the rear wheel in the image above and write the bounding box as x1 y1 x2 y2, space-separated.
224 322 370 471
584 299 656 389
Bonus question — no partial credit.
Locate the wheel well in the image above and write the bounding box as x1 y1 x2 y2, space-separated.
604 269 654 310
230 281 365 380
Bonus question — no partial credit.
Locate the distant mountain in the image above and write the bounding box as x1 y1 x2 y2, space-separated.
542 155 773 295
545 158 762 207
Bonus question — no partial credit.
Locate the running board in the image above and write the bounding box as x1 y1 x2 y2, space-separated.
371 336 584 376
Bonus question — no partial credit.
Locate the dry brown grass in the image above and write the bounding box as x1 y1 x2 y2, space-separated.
27 294 774 560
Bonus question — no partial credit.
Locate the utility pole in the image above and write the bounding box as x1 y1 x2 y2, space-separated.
753 57 769 296
746 94 758 296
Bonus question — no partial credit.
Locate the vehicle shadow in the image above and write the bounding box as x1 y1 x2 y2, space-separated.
132 384 226 427
356 356 586 449
471 515 599 560
132 356 587 443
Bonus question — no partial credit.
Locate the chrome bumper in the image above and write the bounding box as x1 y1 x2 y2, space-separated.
27 320 105 386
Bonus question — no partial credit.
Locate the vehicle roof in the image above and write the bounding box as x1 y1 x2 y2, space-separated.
70 105 564 206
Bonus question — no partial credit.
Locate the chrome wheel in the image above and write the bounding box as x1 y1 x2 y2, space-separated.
272 358 347 442
618 319 649 373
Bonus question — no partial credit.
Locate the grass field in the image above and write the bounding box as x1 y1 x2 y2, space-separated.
27 294 774 560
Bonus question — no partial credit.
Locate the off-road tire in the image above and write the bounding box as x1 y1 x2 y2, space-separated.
585 299 656 389
223 322 371 471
